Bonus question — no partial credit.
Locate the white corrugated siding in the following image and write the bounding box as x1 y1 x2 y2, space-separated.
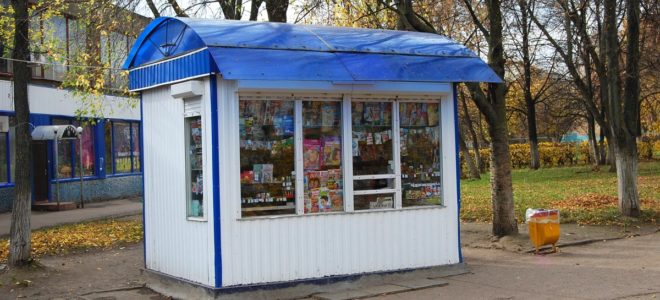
143 78 216 286
217 77 459 287
0 79 139 120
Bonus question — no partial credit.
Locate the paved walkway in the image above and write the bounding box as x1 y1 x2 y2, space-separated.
0 197 142 236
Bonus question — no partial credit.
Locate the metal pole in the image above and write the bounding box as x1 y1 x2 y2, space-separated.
79 135 84 208
54 136 60 210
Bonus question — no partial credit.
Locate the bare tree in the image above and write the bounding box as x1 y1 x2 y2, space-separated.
266 0 289 22
8 0 32 266
604 0 641 217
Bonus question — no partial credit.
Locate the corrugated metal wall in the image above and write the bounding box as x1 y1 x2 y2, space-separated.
143 78 216 286
217 77 459 287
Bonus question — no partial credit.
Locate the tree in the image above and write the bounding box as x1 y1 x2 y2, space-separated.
8 0 32 266
604 0 641 217
463 0 518 236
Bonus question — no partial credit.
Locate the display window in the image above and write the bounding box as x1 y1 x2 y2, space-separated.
400 102 443 206
237 94 445 218
239 97 296 217
105 120 141 175
351 100 395 210
302 101 343 213
186 116 204 218
53 118 95 178
113 122 132 173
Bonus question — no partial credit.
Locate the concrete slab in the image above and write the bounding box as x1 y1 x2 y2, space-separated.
313 289 373 300
393 278 449 290
361 284 408 295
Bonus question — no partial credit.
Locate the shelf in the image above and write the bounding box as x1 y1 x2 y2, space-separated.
242 203 295 212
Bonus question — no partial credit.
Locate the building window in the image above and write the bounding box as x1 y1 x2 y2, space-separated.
0 132 8 183
239 97 296 217
186 116 204 218
105 120 140 175
351 101 395 210
52 118 95 179
399 102 443 207
303 100 344 213
237 94 445 218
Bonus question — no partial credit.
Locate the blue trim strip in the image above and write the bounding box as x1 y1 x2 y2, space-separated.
128 49 213 91
210 76 222 287
140 93 147 269
452 83 463 263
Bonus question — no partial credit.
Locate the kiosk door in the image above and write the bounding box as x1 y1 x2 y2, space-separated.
32 141 49 201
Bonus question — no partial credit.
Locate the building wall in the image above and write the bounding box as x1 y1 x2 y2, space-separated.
0 175 142 211
0 80 139 119
0 79 142 211
217 77 460 287
142 78 216 287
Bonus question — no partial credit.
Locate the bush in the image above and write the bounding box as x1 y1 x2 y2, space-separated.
459 139 659 174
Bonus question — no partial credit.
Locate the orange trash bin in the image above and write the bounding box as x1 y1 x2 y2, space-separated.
526 209 560 254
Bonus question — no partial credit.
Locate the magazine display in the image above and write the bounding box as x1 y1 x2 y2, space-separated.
303 101 343 213
239 100 296 216
399 102 443 206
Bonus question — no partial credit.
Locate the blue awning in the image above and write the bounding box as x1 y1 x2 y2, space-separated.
125 17 502 90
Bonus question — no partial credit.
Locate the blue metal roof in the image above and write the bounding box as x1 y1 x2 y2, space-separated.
125 17 502 90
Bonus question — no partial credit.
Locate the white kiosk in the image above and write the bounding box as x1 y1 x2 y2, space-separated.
124 17 501 292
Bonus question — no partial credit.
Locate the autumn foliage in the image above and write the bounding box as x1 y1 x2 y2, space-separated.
0 219 142 262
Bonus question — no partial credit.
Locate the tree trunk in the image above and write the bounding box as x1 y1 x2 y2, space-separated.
598 126 607 164
486 0 517 236
459 127 480 179
607 135 617 172
9 0 32 266
586 112 600 167
250 0 264 21
518 0 540 170
615 0 641 217
614 140 640 217
526 100 540 170
265 0 288 22
460 87 483 173
489 115 518 236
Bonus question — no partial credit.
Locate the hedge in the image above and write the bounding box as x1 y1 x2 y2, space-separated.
460 140 660 173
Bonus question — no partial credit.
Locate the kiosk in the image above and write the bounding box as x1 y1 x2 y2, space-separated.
124 17 501 290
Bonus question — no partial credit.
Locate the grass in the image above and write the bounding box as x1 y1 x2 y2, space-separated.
461 160 660 225
0 218 142 263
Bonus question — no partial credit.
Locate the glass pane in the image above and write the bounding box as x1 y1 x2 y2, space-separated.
351 101 394 176
239 99 296 217
53 119 72 178
9 117 15 182
400 102 442 206
131 123 141 172
302 101 343 214
113 122 132 173
187 117 204 218
104 121 113 173
74 124 95 177
0 133 7 183
354 194 394 210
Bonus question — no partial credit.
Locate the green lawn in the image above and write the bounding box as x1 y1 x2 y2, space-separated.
461 160 660 225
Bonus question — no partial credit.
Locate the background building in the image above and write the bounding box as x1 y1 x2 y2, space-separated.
0 2 149 211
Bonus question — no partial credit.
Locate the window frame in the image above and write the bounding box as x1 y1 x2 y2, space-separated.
105 119 142 176
185 114 207 221
237 93 447 219
51 117 96 181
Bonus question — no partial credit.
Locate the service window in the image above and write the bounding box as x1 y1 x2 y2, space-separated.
186 116 204 218
351 100 395 210
302 100 344 213
239 97 296 217
399 101 443 206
